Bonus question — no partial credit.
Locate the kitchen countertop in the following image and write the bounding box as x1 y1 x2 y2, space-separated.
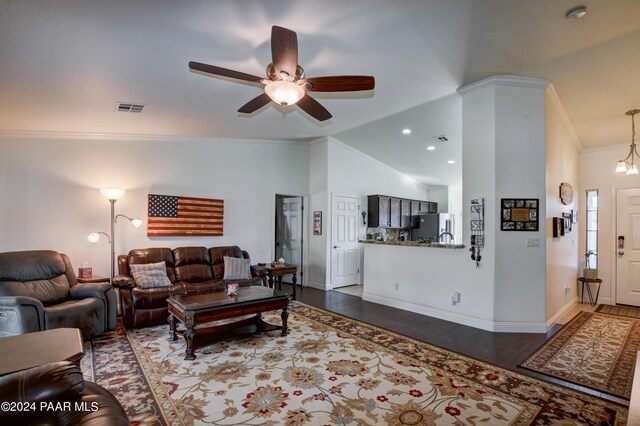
360 240 465 249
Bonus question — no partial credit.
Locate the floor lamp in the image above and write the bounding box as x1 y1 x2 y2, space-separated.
88 188 142 282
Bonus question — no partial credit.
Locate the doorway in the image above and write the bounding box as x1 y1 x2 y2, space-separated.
616 187 640 306
275 195 303 284
331 194 360 288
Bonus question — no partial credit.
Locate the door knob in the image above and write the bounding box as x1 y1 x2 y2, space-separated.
618 250 624 256
333 245 340 249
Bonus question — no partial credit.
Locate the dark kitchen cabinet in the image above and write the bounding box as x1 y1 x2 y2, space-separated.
368 195 391 227
368 195 437 228
419 201 438 214
400 199 411 228
390 198 401 228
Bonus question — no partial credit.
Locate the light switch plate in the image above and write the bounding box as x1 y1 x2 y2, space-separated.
525 237 540 247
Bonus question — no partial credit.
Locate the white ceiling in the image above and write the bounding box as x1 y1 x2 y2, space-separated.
1 0 638 187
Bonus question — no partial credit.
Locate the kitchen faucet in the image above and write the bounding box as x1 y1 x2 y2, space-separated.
438 231 454 243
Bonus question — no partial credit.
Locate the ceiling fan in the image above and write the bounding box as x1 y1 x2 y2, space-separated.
189 26 375 122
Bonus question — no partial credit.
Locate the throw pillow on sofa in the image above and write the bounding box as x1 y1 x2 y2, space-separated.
223 256 251 280
130 261 172 288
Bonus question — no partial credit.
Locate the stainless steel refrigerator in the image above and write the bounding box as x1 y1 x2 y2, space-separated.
412 213 454 243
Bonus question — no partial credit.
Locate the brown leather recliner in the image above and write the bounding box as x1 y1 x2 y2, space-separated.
0 361 130 425
0 250 117 338
113 246 265 329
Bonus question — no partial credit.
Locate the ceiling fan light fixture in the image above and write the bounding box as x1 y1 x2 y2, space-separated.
264 80 305 107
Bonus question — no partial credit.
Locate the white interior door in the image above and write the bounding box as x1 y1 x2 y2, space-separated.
276 196 302 282
331 194 359 288
616 188 640 306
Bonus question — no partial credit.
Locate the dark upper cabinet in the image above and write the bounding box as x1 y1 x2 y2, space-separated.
419 201 438 214
400 199 411 228
368 195 437 228
368 195 390 227
390 198 401 228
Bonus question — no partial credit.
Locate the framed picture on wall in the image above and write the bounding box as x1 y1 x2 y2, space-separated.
313 211 322 235
500 198 539 231
563 212 572 233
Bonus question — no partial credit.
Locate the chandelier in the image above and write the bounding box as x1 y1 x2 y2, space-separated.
615 109 640 175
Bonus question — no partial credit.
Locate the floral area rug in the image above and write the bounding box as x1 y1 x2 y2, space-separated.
84 303 628 425
520 311 640 400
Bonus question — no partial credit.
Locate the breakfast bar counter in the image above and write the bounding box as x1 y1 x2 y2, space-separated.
359 239 464 249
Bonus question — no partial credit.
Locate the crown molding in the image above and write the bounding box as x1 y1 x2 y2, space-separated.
545 83 583 152
0 130 301 146
458 75 549 95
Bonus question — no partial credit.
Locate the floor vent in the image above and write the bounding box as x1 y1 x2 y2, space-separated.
117 102 145 113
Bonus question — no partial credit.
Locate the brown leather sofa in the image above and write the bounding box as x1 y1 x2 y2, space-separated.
0 361 130 425
0 250 118 338
113 246 265 329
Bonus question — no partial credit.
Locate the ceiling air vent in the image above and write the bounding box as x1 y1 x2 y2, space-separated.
433 135 448 142
116 102 145 113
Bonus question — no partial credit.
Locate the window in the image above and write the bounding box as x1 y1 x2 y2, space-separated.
585 190 598 268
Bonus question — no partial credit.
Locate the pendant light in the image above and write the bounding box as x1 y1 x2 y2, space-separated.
615 109 640 175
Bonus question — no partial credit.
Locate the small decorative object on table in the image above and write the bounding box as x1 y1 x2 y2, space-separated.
78 263 92 278
583 250 597 279
227 283 238 296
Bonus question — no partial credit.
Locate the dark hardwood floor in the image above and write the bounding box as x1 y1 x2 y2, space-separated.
283 283 628 407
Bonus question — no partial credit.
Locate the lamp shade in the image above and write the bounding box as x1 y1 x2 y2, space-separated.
87 233 100 243
615 160 628 174
264 80 305 106
100 188 125 200
131 218 143 228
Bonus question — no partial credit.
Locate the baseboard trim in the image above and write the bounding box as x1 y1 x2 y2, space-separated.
305 281 328 291
544 297 578 331
362 293 549 333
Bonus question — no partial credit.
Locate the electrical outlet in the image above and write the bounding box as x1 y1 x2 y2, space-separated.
565 287 571 294
394 282 400 290
451 291 461 304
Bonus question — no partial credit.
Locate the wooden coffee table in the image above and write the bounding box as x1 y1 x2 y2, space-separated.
0 328 84 376
167 286 289 360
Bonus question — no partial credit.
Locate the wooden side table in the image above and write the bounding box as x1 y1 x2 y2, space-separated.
0 328 84 376
252 263 298 300
578 277 602 306
77 275 110 284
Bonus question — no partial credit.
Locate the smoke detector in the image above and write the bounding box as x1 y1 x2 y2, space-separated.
432 135 448 142
565 6 587 21
116 102 145 113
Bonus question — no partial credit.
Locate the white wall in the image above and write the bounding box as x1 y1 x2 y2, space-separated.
459 76 549 329
0 134 309 276
306 137 433 290
493 83 547 323
307 137 329 288
545 90 581 319
581 144 640 305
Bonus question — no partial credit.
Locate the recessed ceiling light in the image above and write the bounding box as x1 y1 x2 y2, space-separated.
565 5 587 21
402 128 412 135
447 160 455 164
426 146 436 151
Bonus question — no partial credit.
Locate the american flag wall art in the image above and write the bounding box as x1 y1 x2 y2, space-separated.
147 194 224 236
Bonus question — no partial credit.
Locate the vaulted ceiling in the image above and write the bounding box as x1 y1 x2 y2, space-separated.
1 0 638 186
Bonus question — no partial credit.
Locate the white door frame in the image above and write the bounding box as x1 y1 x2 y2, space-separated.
329 192 361 289
271 192 309 287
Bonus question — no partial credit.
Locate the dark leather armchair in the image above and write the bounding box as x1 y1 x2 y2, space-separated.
0 361 130 425
0 250 117 338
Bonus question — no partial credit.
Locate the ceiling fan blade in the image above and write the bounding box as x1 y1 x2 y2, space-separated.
297 95 332 121
238 93 272 114
271 26 298 79
299 76 375 92
189 61 263 84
